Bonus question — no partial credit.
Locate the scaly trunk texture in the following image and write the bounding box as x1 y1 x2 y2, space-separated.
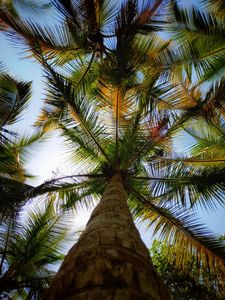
44 173 170 299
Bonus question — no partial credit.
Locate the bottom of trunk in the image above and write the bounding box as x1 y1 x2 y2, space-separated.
45 174 170 300
46 241 169 299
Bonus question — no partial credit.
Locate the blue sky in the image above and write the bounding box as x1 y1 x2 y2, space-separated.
0 0 224 247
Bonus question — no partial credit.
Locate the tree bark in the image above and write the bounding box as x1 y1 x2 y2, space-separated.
44 173 170 299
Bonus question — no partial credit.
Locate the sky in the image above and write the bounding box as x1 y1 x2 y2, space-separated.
0 0 224 248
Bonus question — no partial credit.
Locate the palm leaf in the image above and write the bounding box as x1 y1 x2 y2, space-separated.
36 57 110 163
0 73 31 140
171 1 225 81
0 200 74 297
202 0 225 19
131 189 225 278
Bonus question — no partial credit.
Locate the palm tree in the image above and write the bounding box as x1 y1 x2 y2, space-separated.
0 0 225 298
0 64 34 219
0 200 74 299
31 62 225 299
0 65 75 299
170 0 225 83
0 62 48 221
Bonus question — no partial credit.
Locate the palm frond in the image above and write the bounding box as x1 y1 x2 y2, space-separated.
0 74 31 134
37 57 110 163
60 125 107 169
0 199 74 297
130 160 225 211
26 174 106 212
0 5 83 62
171 1 225 81
130 189 225 278
202 0 225 19
13 129 47 167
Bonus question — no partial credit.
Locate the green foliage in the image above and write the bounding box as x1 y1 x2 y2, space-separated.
171 0 225 82
0 200 74 299
0 66 46 220
150 239 225 300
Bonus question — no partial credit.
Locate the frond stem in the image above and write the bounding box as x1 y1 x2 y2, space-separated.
25 173 105 197
72 50 96 92
129 175 190 183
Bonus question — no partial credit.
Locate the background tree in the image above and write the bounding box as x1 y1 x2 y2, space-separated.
150 239 225 300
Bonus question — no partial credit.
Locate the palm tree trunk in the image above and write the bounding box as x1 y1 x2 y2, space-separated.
44 173 170 299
